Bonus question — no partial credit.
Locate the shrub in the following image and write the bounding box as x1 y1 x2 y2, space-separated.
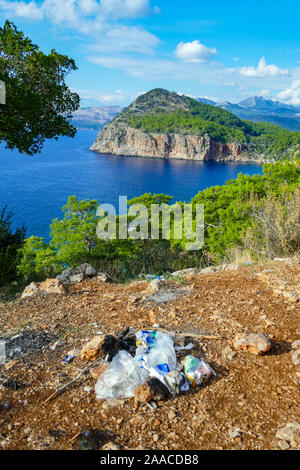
243 188 300 258
17 236 59 281
0 206 25 286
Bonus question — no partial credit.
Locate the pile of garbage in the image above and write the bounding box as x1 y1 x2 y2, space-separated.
94 329 216 404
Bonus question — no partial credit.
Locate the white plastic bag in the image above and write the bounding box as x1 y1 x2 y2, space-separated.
95 350 148 400
135 330 177 374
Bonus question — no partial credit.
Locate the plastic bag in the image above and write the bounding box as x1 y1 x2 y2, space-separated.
184 355 216 387
135 330 177 374
95 350 148 400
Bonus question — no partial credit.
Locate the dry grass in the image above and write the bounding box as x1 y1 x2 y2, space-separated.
243 187 300 259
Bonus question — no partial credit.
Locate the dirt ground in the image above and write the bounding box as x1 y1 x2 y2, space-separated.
0 259 299 450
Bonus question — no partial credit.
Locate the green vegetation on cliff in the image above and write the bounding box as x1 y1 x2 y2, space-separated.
121 89 300 159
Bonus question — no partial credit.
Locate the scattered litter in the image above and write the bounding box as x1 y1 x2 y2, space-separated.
62 354 75 364
147 401 157 410
146 275 165 280
95 350 148 400
95 329 215 401
174 343 194 352
50 340 63 351
184 355 216 387
78 431 97 451
164 370 190 394
135 331 177 376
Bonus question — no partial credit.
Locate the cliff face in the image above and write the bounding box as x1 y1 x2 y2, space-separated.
90 122 267 163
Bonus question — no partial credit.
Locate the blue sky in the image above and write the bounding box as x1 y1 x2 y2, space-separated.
1 0 300 107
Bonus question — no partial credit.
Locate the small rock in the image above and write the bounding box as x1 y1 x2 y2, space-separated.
90 363 109 380
171 268 199 278
149 311 157 324
21 282 39 298
223 264 239 271
57 268 74 285
39 278 66 295
101 441 121 450
148 279 162 294
276 422 300 448
69 273 84 284
291 350 300 366
229 429 242 439
278 440 290 450
291 340 300 350
274 257 293 264
97 272 112 283
233 332 272 355
168 410 176 420
77 263 97 278
102 399 125 410
80 335 105 361
67 348 81 358
260 314 274 327
21 279 66 298
223 346 237 361
4 360 18 371
201 266 218 274
135 378 170 404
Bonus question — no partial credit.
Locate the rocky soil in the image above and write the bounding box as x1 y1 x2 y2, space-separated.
0 259 299 450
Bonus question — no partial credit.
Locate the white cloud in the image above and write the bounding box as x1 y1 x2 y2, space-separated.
240 57 289 77
88 25 159 54
88 54 235 82
0 0 43 19
0 0 160 53
100 0 157 19
277 80 300 105
175 40 218 63
74 88 126 104
0 0 159 32
259 88 270 97
224 81 236 87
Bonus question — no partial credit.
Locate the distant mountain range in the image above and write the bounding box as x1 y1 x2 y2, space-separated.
197 96 300 131
72 96 300 132
72 106 123 129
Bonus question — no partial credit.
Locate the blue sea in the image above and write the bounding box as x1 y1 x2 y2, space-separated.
0 129 262 239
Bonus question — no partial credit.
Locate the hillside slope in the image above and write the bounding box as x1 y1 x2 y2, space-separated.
0 259 299 450
91 89 300 163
